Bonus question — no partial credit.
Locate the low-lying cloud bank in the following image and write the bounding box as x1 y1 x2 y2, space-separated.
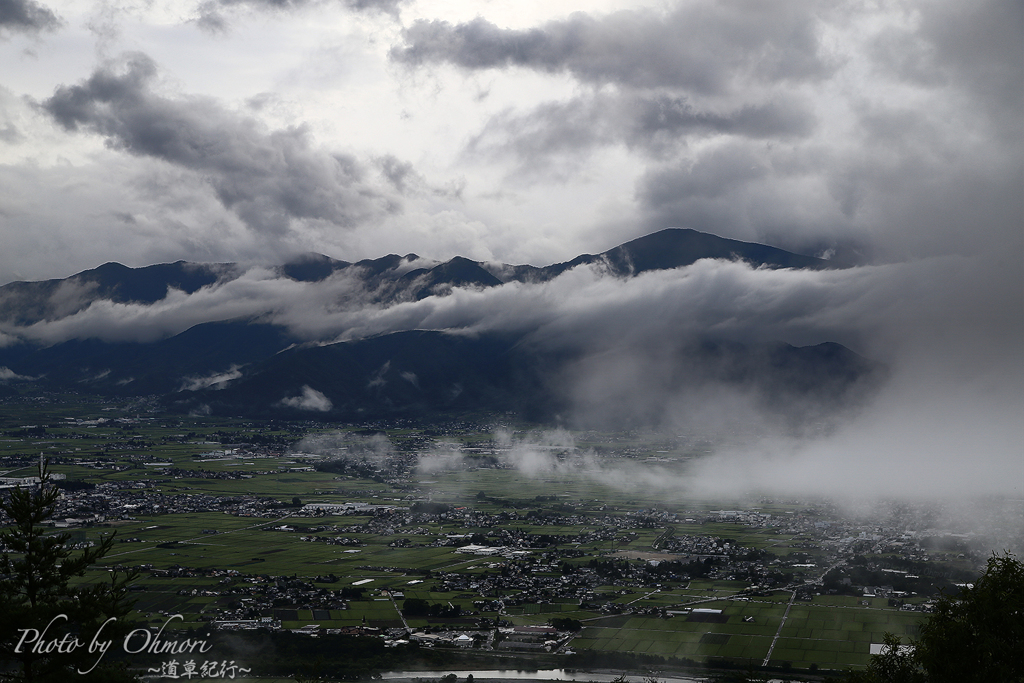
291 431 396 469
278 385 333 412
487 409 1022 502
2 250 1016 367
2 240 1019 502
484 429 1022 556
179 365 244 391
0 366 34 381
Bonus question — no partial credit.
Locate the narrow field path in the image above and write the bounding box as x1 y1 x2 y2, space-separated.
762 590 796 666
626 588 661 605
389 593 410 631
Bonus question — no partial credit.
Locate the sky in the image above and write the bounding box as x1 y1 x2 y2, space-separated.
0 0 1019 281
0 0 1021 499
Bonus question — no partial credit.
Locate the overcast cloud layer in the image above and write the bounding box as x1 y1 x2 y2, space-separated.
1 0 1019 278
0 0 1020 500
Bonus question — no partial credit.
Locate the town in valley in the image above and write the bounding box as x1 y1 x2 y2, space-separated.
1 395 1016 680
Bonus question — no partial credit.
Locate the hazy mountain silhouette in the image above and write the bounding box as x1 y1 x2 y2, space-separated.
0 228 833 323
0 229 874 425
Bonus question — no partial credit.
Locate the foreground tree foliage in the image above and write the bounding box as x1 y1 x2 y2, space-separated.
0 462 138 682
844 633 923 683
916 553 1023 683
846 553 1023 683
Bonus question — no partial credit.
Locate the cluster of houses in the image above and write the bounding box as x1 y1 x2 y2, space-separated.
0 422 991 652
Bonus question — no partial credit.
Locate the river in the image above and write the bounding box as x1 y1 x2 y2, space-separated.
380 669 709 683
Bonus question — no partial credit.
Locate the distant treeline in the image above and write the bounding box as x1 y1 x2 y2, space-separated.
402 598 463 618
4 426 48 437
410 501 451 515
315 459 383 481
822 554 979 596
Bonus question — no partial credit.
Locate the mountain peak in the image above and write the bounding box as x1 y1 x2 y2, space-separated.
280 252 351 282
602 227 830 274
534 227 830 279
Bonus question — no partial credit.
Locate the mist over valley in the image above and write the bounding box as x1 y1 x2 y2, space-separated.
0 0 1020 677
0 228 1019 503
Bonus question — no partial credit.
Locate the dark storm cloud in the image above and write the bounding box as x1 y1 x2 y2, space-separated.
41 53 399 237
639 117 1022 261
0 0 60 35
343 0 405 14
466 93 815 173
391 0 1020 268
630 95 814 145
195 0 406 32
390 1 831 94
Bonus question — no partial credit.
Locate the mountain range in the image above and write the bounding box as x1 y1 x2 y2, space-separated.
0 229 880 427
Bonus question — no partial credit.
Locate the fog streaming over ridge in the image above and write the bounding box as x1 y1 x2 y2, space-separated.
1 250 1016 370
0 0 1019 503
0 258 895 349
0 232 1019 503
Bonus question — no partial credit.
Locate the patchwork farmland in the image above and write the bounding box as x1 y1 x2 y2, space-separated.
0 399 1008 679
